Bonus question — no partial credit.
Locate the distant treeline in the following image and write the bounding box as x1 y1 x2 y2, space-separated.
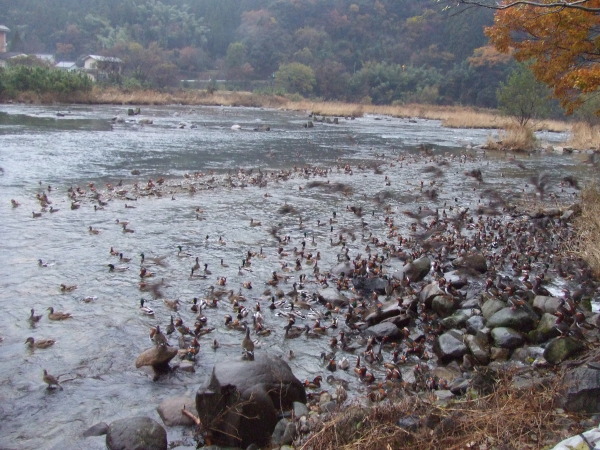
2 0 517 108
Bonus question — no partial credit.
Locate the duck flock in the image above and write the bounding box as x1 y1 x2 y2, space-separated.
6 141 600 446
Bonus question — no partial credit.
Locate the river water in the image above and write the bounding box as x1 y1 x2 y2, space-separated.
0 104 593 449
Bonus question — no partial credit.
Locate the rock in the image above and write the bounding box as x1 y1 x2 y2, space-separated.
543 337 585 365
561 367 600 413
434 330 468 364
195 354 306 448
490 347 510 361
178 360 195 373
157 396 196 427
352 276 388 296
490 327 525 349
272 419 295 446
432 295 457 318
381 313 411 328
452 253 487 274
486 307 538 332
528 312 560 344
394 256 431 283
364 322 402 341
365 300 401 326
532 296 562 315
293 401 309 418
397 415 421 432
106 416 167 450
465 315 486 334
440 309 470 328
135 346 178 370
419 282 445 305
317 287 349 307
464 334 490 365
330 261 354 276
449 377 470 395
83 422 109 437
481 298 505 320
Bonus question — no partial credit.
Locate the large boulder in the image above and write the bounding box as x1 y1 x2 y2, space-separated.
490 327 525 349
364 322 402 341
434 330 468 364
352 276 388 296
481 298 505 320
543 337 585 365
486 307 538 332
527 312 560 344
560 367 600 413
195 354 306 448
106 416 167 450
157 396 196 427
394 256 431 283
452 253 487 274
532 296 562 315
135 346 178 371
365 300 402 326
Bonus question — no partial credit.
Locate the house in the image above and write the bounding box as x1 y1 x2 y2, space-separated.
0 25 9 53
0 52 28 68
82 55 123 81
55 61 78 71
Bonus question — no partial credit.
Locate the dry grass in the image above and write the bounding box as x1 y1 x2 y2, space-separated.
484 124 538 152
300 371 581 450
569 122 600 150
575 184 600 277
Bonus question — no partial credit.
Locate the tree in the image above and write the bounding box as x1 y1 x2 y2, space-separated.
441 0 600 114
275 62 316 96
497 63 553 125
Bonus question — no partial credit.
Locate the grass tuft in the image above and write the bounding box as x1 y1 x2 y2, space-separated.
575 184 600 277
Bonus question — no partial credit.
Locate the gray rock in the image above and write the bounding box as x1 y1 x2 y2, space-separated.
490 347 510 361
365 300 402 326
364 322 402 340
272 419 294 446
532 296 562 315
397 415 421 432
440 309 470 328
528 312 560 344
352 276 388 296
106 416 167 450
543 337 585 365
293 401 309 418
317 287 349 307
432 295 457 318
452 253 487 274
395 256 431 283
487 307 538 332
561 367 600 413
157 396 196 427
83 422 109 437
466 315 486 334
434 330 467 364
490 327 525 349
419 282 445 305
481 298 505 320
195 354 306 448
464 334 490 365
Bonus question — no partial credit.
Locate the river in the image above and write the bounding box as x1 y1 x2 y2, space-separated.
0 103 593 449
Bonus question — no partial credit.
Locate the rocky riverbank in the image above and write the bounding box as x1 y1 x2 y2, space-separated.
54 146 600 450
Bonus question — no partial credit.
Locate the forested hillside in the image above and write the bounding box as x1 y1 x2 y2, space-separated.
0 0 514 107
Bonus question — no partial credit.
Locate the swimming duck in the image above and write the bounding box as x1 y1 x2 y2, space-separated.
43 369 62 389
139 298 154 315
88 226 100 235
25 336 56 349
119 253 132 263
60 284 77 293
163 299 180 311
28 308 42 325
140 267 155 279
108 263 129 272
166 315 176 335
47 307 72 320
32 211 42 218
11 199 20 208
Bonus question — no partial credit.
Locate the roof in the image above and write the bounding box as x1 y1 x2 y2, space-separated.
0 25 9 33
56 61 77 68
83 55 122 63
0 52 27 60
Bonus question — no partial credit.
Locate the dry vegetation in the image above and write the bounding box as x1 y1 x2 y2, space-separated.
300 370 583 450
575 184 600 278
568 123 600 151
483 124 539 152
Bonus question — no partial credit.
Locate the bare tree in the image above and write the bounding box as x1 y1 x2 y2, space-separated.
438 0 600 13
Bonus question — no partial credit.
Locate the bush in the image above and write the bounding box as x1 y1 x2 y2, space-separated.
0 65 92 98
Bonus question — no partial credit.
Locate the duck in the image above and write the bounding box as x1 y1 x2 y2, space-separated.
241 325 255 357
43 369 62 389
165 315 176 335
119 253 132 263
140 267 155 279
32 211 42 218
250 218 261 227
47 307 72 320
11 199 20 208
191 297 200 313
108 263 129 272
28 308 42 325
139 298 155 315
88 226 100 235
303 376 323 389
284 318 305 338
60 284 77 293
163 299 180 311
25 337 56 349
150 325 169 347
177 245 192 257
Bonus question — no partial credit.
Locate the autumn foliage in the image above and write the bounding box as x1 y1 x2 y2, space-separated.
485 0 600 114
